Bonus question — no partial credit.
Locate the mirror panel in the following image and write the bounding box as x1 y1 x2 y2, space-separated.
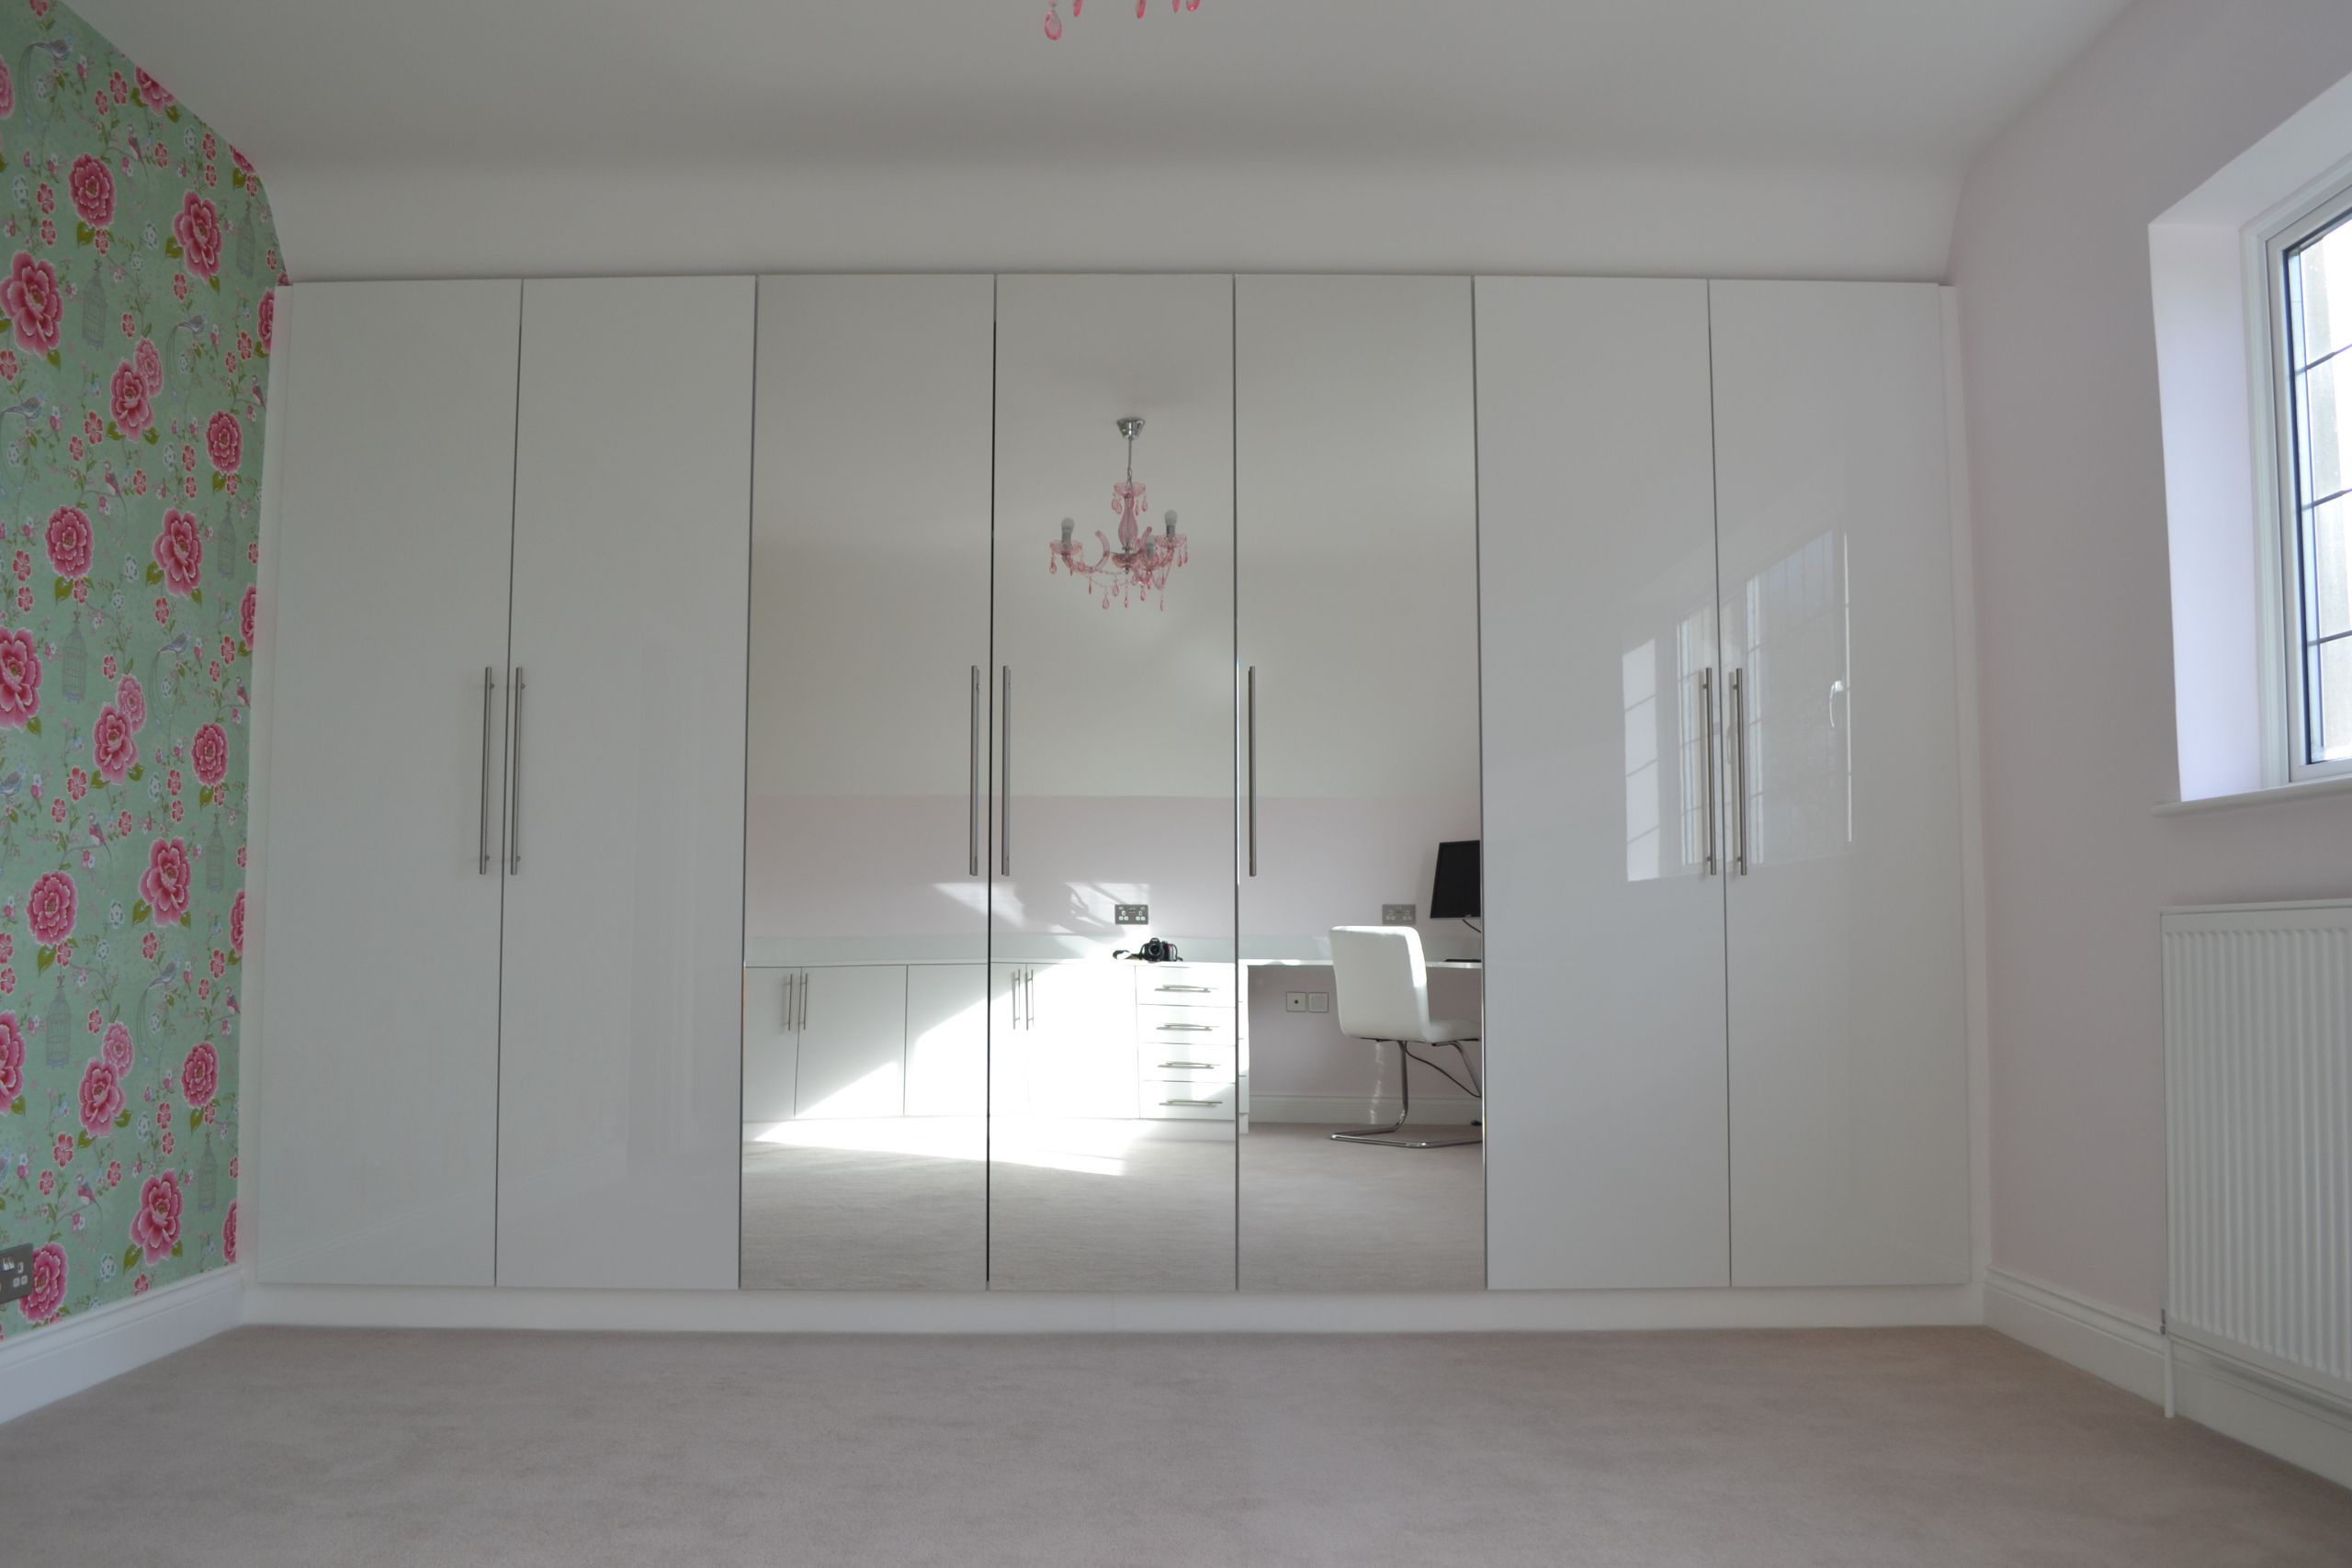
989 275 1238 1292
741 275 996 1291
1234 276 1484 1291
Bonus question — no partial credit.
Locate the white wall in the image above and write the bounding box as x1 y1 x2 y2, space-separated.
1948 0 2352 1322
267 160 1963 285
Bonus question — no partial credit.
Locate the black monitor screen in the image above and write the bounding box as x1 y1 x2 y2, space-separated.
1430 840 1480 920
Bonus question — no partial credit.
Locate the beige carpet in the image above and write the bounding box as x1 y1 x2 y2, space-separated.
5 1327 2346 1565
742 1123 1482 1292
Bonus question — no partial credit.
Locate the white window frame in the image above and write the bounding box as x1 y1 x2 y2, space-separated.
2261 173 2352 784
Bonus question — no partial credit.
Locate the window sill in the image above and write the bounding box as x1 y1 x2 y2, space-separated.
2155 772 2352 817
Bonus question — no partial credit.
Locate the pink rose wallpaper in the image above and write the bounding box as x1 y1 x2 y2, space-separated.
0 0 278 1341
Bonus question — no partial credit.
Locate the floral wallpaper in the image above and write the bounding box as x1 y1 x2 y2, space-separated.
0 0 279 1340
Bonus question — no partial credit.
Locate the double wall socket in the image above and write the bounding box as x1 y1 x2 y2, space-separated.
1382 904 1417 926
1284 991 1331 1014
0 1242 31 1304
1114 904 1148 925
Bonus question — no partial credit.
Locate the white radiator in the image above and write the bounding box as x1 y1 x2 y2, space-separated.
2162 900 2352 1406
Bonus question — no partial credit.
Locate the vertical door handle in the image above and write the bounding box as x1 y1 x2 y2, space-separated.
999 667 1012 876
1698 667 1717 876
785 973 797 1034
1246 666 1258 877
968 665 982 878
507 667 526 874
1026 967 1036 1029
1729 668 1749 876
1010 968 1023 1031
798 971 810 1034
478 667 497 875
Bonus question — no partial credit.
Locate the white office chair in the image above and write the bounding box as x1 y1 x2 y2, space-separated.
1328 925 1482 1148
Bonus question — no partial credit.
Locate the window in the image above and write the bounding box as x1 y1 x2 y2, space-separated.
2272 186 2352 778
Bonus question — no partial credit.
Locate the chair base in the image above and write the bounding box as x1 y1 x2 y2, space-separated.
1329 1037 1483 1149
1330 1123 1483 1149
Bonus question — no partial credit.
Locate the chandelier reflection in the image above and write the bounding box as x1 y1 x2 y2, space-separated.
1048 416 1188 610
1046 0 1202 42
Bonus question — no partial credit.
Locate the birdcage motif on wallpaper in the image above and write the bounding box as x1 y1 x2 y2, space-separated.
58 611 88 703
79 258 108 352
41 972 71 1069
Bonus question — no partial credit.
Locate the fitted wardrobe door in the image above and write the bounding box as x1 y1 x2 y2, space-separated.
741 275 993 1292
1233 276 1483 1292
1477 277 1733 1291
989 275 1237 1292
495 276 753 1291
254 281 519 1286
1711 281 1969 1287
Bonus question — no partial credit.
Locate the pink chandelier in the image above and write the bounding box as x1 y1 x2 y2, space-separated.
1046 0 1200 42
1048 417 1188 610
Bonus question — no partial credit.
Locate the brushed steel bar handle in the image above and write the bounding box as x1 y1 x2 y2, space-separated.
507 667 526 874
1161 1099 1225 1108
1698 667 1718 877
1155 984 1215 993
799 971 810 1033
1246 666 1258 877
999 667 1012 876
1729 668 1749 877
967 666 982 877
1158 1061 1216 1069
1025 966 1035 1028
1157 1022 1216 1032
478 667 496 875
785 973 797 1034
1008 968 1020 1031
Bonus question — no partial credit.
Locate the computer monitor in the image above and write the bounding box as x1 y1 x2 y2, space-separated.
1430 840 1480 921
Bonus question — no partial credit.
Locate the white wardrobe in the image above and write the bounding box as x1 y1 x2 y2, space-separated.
1479 278 1971 1290
254 269 1968 1303
255 277 753 1290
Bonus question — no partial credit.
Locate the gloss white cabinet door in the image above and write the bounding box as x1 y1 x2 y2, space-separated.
494 276 753 1291
1477 277 1734 1290
904 963 988 1119
793 965 908 1120
741 968 798 1127
254 281 520 1287
1711 281 1970 1287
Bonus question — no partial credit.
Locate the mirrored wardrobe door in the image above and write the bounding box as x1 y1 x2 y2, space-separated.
741 275 995 1291
989 275 1238 1292
1234 276 1484 1291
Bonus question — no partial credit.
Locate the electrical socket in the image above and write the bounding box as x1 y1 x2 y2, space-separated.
1382 904 1417 926
1114 904 1148 925
1307 992 1329 1013
1284 991 1307 1012
0 1242 32 1305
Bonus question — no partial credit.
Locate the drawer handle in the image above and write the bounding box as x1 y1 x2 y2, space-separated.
1157 1022 1216 1032
1156 984 1215 993
1161 1099 1225 1108
1158 1060 1216 1069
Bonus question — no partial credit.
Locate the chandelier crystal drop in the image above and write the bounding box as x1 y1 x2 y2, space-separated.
1046 0 1199 42
1047 416 1188 610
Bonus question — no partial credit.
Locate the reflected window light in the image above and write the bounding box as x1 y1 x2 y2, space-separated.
1623 641 1660 882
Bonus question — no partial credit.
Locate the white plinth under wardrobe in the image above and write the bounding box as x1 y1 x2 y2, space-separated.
249 271 1973 1315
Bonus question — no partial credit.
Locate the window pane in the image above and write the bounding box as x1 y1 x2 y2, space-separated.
2300 351 2348 504
2313 495 2351 643
2299 220 2352 369
2316 636 2352 762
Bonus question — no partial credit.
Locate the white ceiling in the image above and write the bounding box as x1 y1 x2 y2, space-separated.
72 0 2134 279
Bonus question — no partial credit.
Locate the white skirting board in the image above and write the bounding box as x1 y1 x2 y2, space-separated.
1985 1268 2352 1491
0 1268 245 1427
241 1280 1976 1334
